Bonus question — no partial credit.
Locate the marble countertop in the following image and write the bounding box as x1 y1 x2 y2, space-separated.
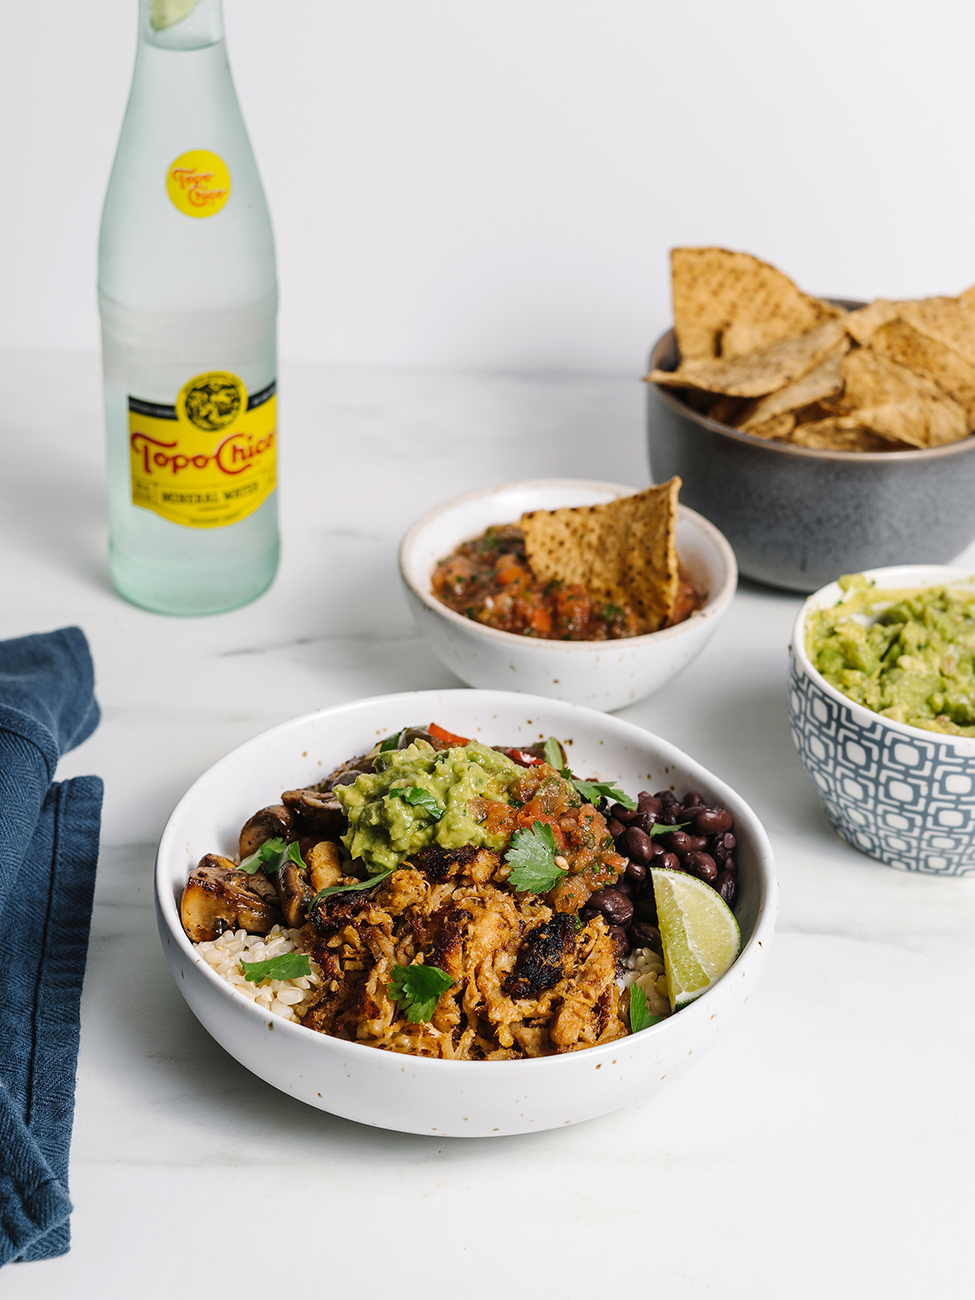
3 352 974 1298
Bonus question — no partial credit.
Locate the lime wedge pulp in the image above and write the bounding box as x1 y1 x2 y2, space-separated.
650 867 742 1011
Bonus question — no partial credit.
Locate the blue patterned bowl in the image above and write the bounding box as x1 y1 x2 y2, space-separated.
789 565 975 875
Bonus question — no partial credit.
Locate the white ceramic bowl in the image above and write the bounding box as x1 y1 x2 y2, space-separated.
790 565 975 874
156 689 777 1137
398 479 737 712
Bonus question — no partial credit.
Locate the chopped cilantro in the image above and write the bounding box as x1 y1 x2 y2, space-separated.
568 778 637 811
649 818 689 836
543 735 566 769
602 603 625 621
238 836 288 875
505 821 567 894
628 983 665 1033
309 868 393 908
240 952 312 983
388 962 454 1023
379 729 404 752
389 785 443 820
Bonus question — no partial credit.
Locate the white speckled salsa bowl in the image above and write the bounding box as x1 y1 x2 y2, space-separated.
789 565 975 874
156 689 777 1136
398 479 737 713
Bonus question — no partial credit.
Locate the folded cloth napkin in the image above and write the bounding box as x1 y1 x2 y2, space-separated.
0 628 103 1266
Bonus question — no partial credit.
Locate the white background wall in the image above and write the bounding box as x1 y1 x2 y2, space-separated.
3 0 975 375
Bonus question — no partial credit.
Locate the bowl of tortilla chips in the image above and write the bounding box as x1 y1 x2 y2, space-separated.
399 478 737 711
646 248 975 593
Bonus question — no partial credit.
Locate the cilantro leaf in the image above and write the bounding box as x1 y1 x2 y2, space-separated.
569 778 637 811
387 962 454 1023
240 952 312 983
389 785 443 820
309 868 393 908
649 818 689 836
379 729 404 752
629 983 665 1033
238 836 288 875
505 821 567 894
543 736 566 769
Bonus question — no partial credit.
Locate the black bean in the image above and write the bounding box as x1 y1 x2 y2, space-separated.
693 806 733 835
631 812 654 835
715 871 736 905
607 817 624 839
629 921 662 952
662 830 692 856
723 856 737 874
685 851 718 883
688 835 709 852
588 887 634 926
658 852 681 872
611 802 639 824
637 791 663 818
712 840 729 863
581 905 600 923
682 791 704 808
719 832 736 852
614 879 634 899
607 925 630 957
625 859 647 889
654 790 676 805
634 895 659 922
624 825 653 864
648 840 667 860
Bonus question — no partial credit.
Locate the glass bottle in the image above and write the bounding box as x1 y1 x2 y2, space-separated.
99 0 278 615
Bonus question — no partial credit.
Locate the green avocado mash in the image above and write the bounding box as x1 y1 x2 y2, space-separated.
806 574 975 735
334 740 521 871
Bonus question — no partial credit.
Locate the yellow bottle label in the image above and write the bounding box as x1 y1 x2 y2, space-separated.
166 149 231 218
128 372 276 529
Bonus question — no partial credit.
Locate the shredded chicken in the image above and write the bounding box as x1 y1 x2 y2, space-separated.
300 846 628 1058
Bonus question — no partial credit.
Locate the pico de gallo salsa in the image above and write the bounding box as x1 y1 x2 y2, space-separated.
431 524 702 640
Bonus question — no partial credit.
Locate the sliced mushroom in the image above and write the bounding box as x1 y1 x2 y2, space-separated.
281 787 346 837
180 854 282 942
238 804 294 859
307 840 344 893
276 853 312 928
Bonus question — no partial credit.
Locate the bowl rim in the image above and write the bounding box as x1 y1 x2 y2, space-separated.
155 688 777 1075
397 477 738 655
647 316 975 465
791 564 975 751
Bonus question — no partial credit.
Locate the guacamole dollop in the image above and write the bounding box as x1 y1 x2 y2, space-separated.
806 574 975 735
334 740 521 871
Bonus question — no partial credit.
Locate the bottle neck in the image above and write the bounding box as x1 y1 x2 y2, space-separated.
141 0 224 51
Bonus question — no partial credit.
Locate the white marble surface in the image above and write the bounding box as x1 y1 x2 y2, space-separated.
3 352 975 1297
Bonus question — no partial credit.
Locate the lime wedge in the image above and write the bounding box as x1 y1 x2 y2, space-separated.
150 0 199 31
650 867 742 1010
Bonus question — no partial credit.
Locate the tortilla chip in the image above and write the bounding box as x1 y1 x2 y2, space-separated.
706 395 751 426
746 413 796 441
789 419 907 452
870 317 975 424
647 318 847 399
670 247 843 363
736 341 849 430
833 348 968 448
844 299 900 346
898 297 975 366
520 481 680 634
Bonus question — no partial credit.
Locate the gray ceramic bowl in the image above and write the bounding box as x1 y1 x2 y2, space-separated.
646 303 975 593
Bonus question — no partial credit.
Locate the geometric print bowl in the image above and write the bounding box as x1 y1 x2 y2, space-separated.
789 565 975 875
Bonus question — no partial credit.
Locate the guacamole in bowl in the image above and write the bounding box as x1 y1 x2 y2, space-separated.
806 573 975 736
790 565 975 876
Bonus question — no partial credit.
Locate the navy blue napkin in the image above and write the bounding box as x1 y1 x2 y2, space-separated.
0 628 102 1266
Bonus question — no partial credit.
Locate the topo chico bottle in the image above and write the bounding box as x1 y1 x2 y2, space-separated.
99 0 278 615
